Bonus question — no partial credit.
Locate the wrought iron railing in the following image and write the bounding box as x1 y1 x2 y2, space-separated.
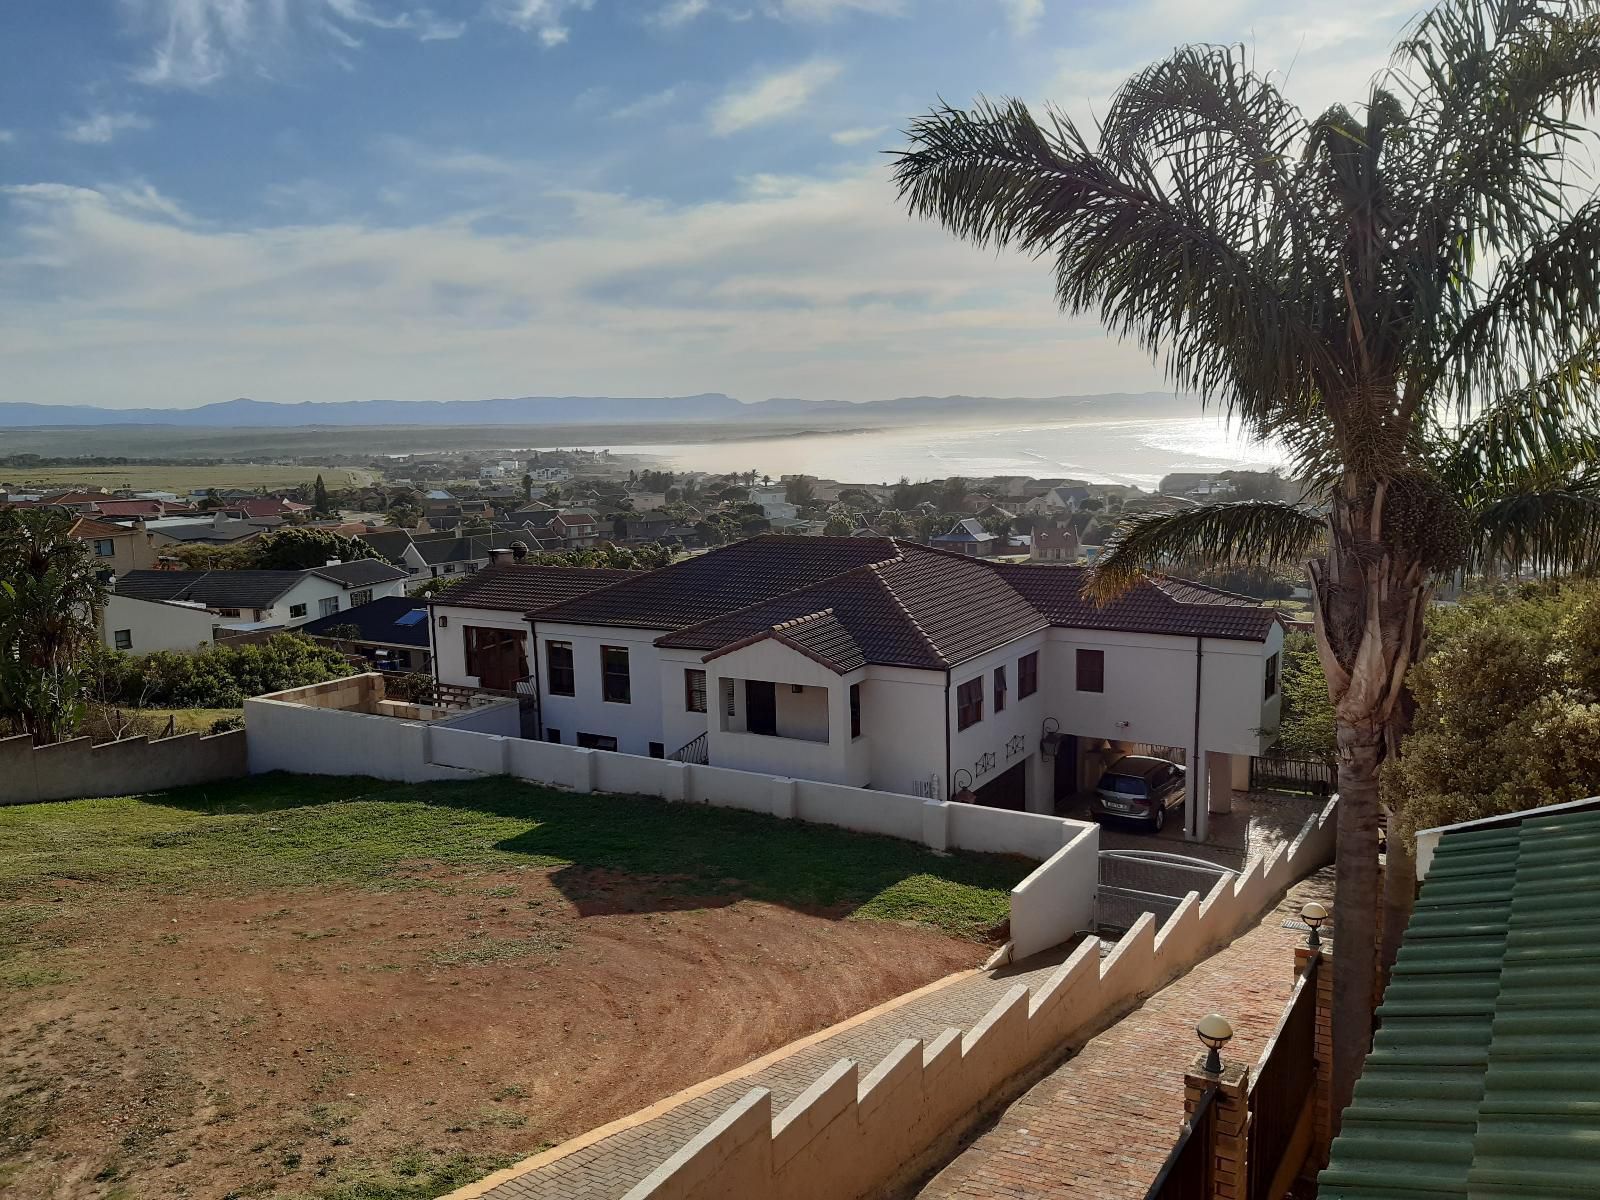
669 732 709 764
1145 1085 1215 1200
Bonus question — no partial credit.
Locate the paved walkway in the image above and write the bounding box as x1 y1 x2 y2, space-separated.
915 867 1336 1199
475 940 1084 1200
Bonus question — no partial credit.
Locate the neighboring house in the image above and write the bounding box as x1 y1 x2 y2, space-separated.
428 562 633 691
114 560 407 628
550 510 600 548
99 593 219 654
1031 526 1082 563
527 467 569 482
1321 798 1600 1199
92 499 167 521
750 489 798 521
223 497 310 524
300 594 434 673
931 518 1000 558
429 536 1281 825
1028 485 1092 514
143 512 269 547
69 516 158 577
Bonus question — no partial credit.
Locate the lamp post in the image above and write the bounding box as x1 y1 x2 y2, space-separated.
1301 901 1328 950
1196 1013 1233 1075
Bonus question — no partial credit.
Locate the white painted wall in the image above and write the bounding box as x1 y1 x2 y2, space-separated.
100 594 218 654
431 606 530 689
946 632 1053 811
1009 823 1101 958
658 647 712 759
862 668 946 798
534 621 672 755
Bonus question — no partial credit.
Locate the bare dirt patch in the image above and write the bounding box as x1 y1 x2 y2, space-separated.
1 864 985 1199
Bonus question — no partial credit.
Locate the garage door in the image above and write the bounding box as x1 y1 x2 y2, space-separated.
973 761 1027 811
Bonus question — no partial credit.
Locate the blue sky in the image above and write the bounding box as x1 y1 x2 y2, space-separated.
1 0 1417 408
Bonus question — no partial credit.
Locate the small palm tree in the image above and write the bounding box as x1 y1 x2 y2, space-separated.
895 0 1600 1116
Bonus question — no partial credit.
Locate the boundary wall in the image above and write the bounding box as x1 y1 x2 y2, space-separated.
0 729 246 805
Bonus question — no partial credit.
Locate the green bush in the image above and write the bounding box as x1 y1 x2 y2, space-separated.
87 634 354 709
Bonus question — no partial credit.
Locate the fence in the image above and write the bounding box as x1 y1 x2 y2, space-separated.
0 728 247 806
1248 755 1336 796
1247 956 1320 1198
1146 1086 1215 1200
604 795 1339 1200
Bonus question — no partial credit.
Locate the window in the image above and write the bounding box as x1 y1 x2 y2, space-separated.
1076 648 1105 693
546 641 575 696
217 608 242 619
289 603 308 619
350 589 373 607
442 563 456 574
546 729 561 744
849 682 861 738
1264 652 1280 700
319 596 340 618
464 626 528 690
685 668 707 713
649 742 665 759
957 677 984 730
576 732 618 751
1018 651 1038 698
113 629 132 651
722 677 736 717
601 645 631 704
993 665 1007 713
93 539 115 558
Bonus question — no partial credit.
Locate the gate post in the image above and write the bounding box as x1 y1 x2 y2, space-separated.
1185 1055 1249 1200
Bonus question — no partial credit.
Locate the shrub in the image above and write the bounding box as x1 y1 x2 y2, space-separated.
87 634 354 709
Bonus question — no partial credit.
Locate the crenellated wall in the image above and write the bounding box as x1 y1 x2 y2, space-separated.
618 795 1338 1200
0 729 246 806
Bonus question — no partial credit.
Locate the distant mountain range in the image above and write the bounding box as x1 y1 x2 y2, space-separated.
0 392 1189 429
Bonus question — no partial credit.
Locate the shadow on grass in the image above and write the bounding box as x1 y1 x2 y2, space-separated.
138 773 1027 935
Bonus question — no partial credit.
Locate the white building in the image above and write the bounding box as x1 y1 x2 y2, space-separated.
114 560 409 629
428 537 1283 838
100 593 220 654
750 489 797 520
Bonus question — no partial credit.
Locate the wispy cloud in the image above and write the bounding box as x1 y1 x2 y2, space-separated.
63 110 153 145
709 59 842 136
998 0 1043 35
0 129 16 144
651 0 709 27
611 86 683 120
776 0 902 18
485 0 592 47
830 124 887 145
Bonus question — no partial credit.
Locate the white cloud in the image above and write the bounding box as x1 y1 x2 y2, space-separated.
776 0 902 18
0 169 1161 407
999 0 1043 35
830 125 887 145
0 130 15 144
652 0 709 27
63 111 154 145
116 0 465 87
611 86 683 120
710 59 842 136
486 0 592 46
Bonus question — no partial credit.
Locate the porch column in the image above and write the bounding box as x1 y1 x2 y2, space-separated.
1186 746 1210 842
1207 751 1234 815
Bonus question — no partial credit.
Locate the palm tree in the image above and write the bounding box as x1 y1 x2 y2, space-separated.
894 0 1600 1119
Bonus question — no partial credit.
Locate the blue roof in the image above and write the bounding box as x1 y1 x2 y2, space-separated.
298 595 432 648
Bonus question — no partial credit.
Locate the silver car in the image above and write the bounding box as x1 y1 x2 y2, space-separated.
1091 755 1187 832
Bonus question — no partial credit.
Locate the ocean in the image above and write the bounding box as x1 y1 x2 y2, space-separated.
591 415 1288 489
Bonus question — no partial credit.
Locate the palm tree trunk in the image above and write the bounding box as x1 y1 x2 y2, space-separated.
1380 819 1416 989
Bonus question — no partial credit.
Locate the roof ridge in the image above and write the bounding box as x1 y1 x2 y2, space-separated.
770 607 833 632
867 558 948 667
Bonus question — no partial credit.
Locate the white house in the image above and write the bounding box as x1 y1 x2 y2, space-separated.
750 489 798 520
100 593 220 654
428 537 1283 839
114 560 409 629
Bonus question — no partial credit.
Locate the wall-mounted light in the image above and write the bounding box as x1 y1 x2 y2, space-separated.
1196 1013 1233 1074
437 615 448 627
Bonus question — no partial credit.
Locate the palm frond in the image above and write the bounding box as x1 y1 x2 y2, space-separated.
1467 486 1600 576
1085 501 1327 601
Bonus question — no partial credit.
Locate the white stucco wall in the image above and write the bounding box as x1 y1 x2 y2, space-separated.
533 621 672 755
431 606 531 689
862 668 947 798
657 647 712 759
705 639 866 785
101 594 218 654
946 633 1053 811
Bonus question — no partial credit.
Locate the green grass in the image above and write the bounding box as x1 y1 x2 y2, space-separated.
0 464 371 493
135 708 245 735
0 774 1024 939
271 1151 516 1200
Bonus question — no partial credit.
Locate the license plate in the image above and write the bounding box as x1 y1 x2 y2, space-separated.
1102 799 1133 813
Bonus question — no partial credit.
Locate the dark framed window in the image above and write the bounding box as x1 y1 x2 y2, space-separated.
957 677 983 730
1264 652 1280 700
993 665 1008 713
289 603 308 619
546 640 575 696
1018 651 1038 698
649 741 665 759
545 728 561 744
113 629 132 651
576 732 618 751
849 682 861 738
1076 648 1105 693
601 645 631 704
685 668 708 713
464 626 528 690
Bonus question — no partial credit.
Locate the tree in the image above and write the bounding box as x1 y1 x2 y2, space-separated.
386 504 421 529
785 475 817 506
894 0 1600 1116
1277 631 1338 765
823 514 856 537
1384 582 1600 837
0 509 109 743
521 473 534 502
544 484 563 504
312 475 331 516
940 476 969 511
879 509 912 537
250 527 381 571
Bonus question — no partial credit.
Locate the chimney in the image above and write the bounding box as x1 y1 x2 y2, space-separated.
325 557 342 567
486 548 511 567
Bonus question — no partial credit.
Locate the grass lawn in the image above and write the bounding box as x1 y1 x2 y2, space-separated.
0 463 372 494
134 706 245 735
0 775 1026 1200
0 773 1021 936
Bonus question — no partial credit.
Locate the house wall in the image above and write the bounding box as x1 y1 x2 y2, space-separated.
657 647 712 758
0 729 246 806
863 668 947 797
534 621 672 755
610 795 1340 1200
85 529 158 575
100 593 218 654
704 639 865 785
432 607 531 690
947 632 1053 811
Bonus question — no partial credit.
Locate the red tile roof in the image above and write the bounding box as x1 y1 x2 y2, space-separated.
69 516 135 539
93 499 164 517
429 564 634 613
992 563 1277 641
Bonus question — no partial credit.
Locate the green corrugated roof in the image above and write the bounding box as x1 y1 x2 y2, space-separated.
1320 807 1600 1200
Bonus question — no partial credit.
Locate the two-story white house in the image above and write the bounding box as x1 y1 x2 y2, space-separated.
114 560 409 630
427 537 1283 839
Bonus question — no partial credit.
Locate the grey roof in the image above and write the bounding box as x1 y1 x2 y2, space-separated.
933 517 996 543
115 570 302 608
309 559 408 588
1320 803 1600 1200
299 595 431 648
353 529 415 564
145 518 262 544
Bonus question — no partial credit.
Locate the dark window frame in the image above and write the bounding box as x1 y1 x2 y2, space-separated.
1076 648 1105 693
849 682 862 739
576 732 618 751
993 664 1008 714
1264 651 1280 700
546 640 575 696
956 677 984 731
601 645 632 704
685 668 708 713
113 628 133 651
1018 651 1039 698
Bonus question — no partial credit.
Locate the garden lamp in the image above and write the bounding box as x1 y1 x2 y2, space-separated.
1301 901 1328 950
1196 1013 1233 1074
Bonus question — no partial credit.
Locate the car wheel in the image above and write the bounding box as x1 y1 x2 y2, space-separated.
1153 805 1166 833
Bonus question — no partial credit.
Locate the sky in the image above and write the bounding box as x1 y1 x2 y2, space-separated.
1 0 1422 409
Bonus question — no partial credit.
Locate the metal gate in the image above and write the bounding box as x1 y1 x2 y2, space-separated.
1248 756 1335 796
1096 850 1236 935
